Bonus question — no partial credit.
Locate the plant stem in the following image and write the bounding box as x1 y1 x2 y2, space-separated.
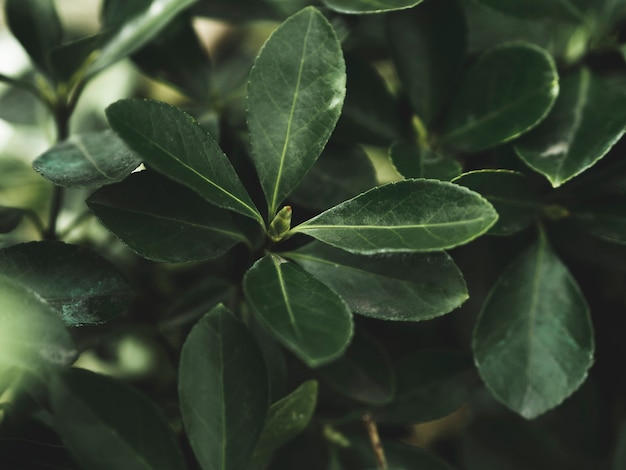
362 413 387 470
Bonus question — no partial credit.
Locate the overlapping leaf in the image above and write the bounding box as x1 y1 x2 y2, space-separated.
389 141 462 181
323 0 424 14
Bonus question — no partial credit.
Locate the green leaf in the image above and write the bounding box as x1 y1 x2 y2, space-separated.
33 130 141 188
0 76 47 125
453 170 539 236
574 200 626 246
0 274 76 373
613 421 626 470
0 206 24 233
191 0 311 21
88 172 247 262
87 0 198 79
243 254 354 367
49 34 104 85
106 99 263 225
50 368 186 470
373 350 475 424
323 0 424 14
247 6 346 217
317 328 395 405
287 241 467 321
0 241 133 326
387 0 467 127
441 43 559 152
292 179 498 254
515 68 626 187
473 233 594 419
5 0 63 76
179 304 269 470
389 141 462 181
289 144 377 211
476 0 589 23
251 380 318 468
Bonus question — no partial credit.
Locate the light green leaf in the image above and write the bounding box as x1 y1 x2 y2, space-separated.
323 0 424 14
106 99 263 225
244 254 354 367
389 141 462 181
441 43 559 152
287 241 467 321
515 68 626 187
179 304 269 470
247 6 346 217
50 368 187 470
0 241 133 327
33 130 141 188
473 232 594 419
292 179 498 254
88 172 247 262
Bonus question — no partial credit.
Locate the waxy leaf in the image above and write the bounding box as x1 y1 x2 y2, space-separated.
515 69 626 187
0 206 24 233
88 172 246 262
389 141 462 181
247 6 346 217
106 99 263 225
323 0 424 14
33 130 141 188
287 241 468 321
453 170 539 235
51 368 186 470
388 0 467 126
442 43 559 152
179 305 269 470
473 234 594 419
292 179 498 254
244 254 353 367
0 241 133 326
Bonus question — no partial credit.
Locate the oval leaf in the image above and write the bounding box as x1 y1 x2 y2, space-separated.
247 6 346 216
50 368 186 470
33 130 141 188
88 172 247 262
179 304 269 470
292 179 498 254
473 233 594 419
0 241 133 326
244 254 354 367
287 241 468 321
323 0 424 14
515 68 626 187
106 99 263 225
441 43 559 152
389 141 462 181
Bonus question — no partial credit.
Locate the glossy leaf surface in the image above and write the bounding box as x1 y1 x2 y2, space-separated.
88 172 246 262
473 234 594 419
288 241 467 321
0 241 133 326
106 99 262 224
515 69 626 187
0 206 24 233
389 141 462 181
442 43 559 152
244 254 353 367
247 6 346 216
33 131 141 188
293 179 498 254
453 170 539 235
575 202 626 246
323 0 424 14
179 305 269 470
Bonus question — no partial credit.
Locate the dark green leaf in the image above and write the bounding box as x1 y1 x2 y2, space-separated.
251 380 318 468
244 254 354 367
287 241 467 321
0 206 24 233
101 0 152 29
0 241 133 326
476 0 589 23
613 421 626 470
106 99 263 225
389 141 462 181
292 179 498 254
473 232 594 419
192 0 311 21
441 43 559 152
574 200 626 246
0 274 76 372
453 170 539 235
50 368 186 470
323 0 424 14
317 328 395 405
515 68 626 187
33 130 141 188
373 350 475 424
0 77 47 125
5 0 62 76
179 304 269 470
387 0 466 127
247 6 346 217
289 144 377 211
49 34 104 85
88 172 247 262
